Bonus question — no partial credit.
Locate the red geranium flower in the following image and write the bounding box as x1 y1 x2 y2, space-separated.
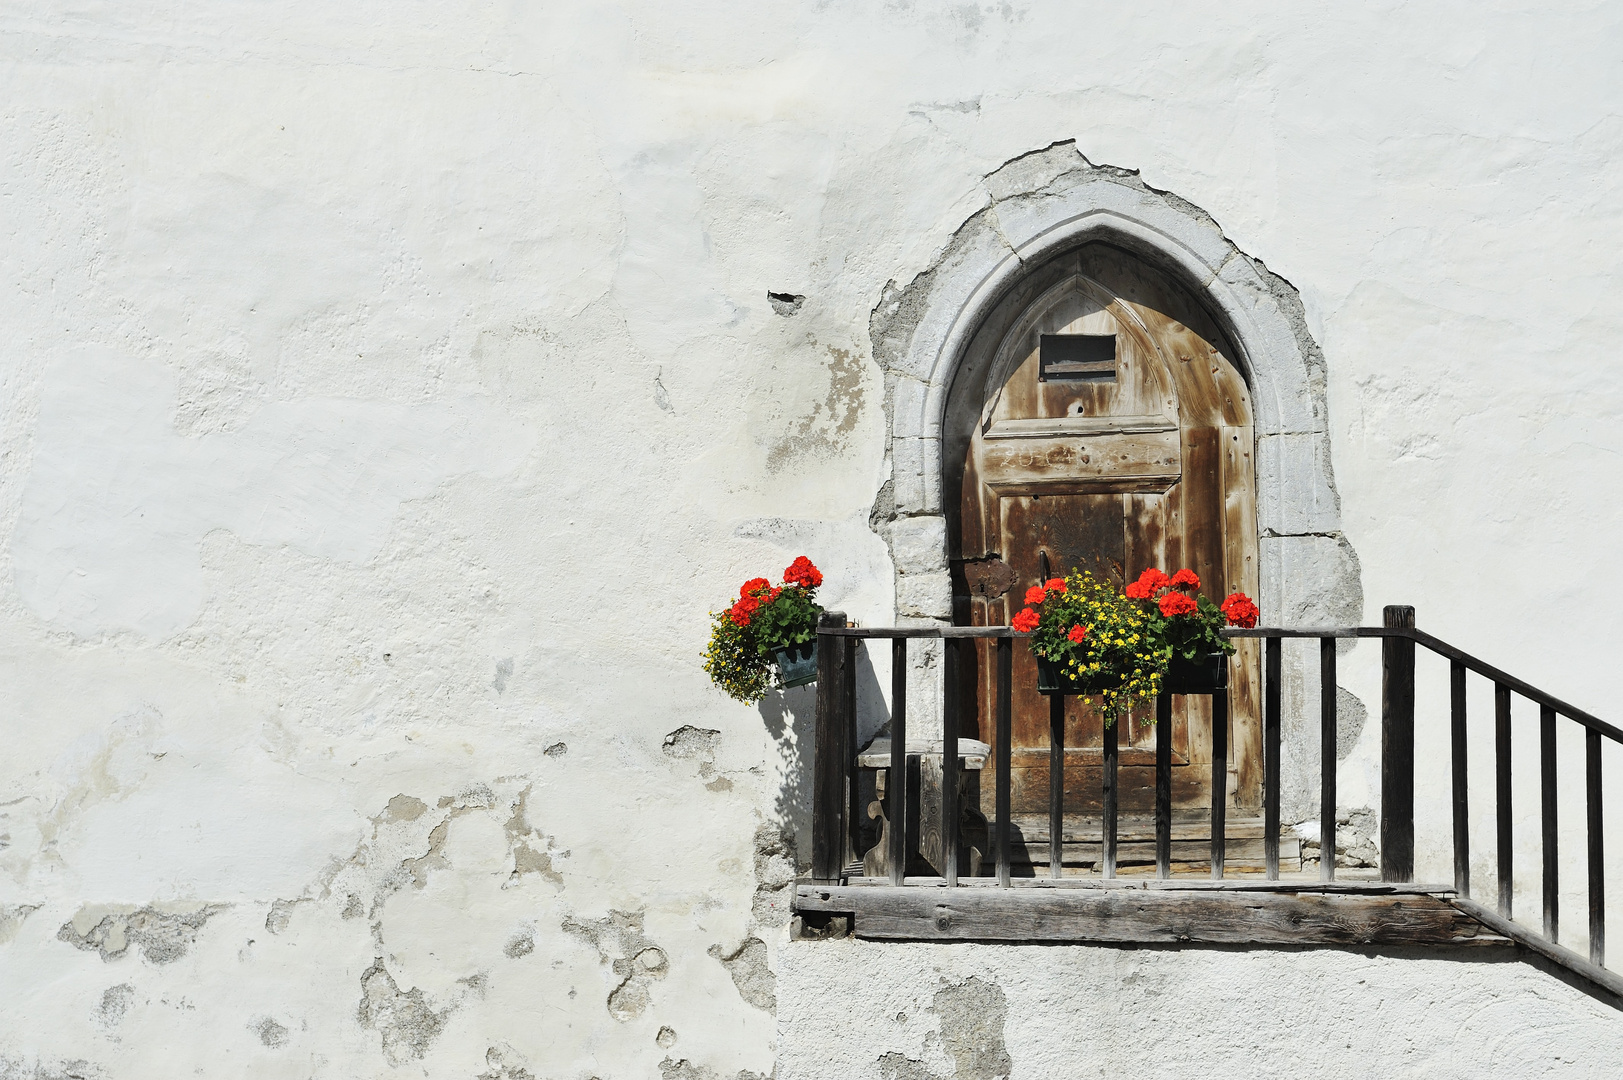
1169 568 1199 590
1127 568 1171 599
741 577 772 597
729 595 761 626
1158 591 1198 617
1220 592 1259 629
1023 585 1048 606
783 556 823 589
1067 624 1088 643
1011 607 1040 633
1044 578 1067 594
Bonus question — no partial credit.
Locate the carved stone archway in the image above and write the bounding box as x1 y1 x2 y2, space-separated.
869 143 1362 820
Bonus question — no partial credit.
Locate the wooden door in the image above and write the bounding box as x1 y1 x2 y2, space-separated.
952 246 1260 863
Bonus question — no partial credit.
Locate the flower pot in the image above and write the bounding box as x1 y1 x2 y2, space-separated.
1164 651 1227 695
1035 657 1126 696
773 640 818 689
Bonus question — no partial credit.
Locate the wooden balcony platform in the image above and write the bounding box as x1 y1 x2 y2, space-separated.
794 879 1508 948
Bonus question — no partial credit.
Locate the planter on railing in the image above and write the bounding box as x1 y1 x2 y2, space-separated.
1164 651 1228 695
1035 658 1123 696
774 640 818 688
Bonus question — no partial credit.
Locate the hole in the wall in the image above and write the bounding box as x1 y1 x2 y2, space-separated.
767 291 805 316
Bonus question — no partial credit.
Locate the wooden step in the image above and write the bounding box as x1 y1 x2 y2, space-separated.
1008 813 1266 843
1009 837 1302 873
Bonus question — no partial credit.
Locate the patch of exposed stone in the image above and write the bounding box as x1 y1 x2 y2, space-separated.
477 1043 537 1080
562 910 669 1021
0 904 40 946
658 1060 770 1080
504 785 566 888
708 937 775 1013
751 825 797 928
250 1016 289 1048
56 904 225 965
872 978 1012 1080
357 960 452 1066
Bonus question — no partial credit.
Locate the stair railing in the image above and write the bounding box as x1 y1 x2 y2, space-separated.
810 605 1617 983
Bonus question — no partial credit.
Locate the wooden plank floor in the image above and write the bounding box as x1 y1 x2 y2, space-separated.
795 882 1508 947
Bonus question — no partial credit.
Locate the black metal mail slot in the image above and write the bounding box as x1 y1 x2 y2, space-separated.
1039 334 1116 382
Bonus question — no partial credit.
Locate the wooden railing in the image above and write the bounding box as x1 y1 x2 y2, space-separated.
809 605 1618 979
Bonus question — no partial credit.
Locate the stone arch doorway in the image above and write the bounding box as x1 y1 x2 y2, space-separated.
871 143 1362 861
946 242 1261 868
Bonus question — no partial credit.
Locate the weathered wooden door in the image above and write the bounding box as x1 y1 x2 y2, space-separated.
952 245 1261 867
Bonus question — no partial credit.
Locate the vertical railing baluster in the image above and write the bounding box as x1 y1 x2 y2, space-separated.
1496 682 1513 918
1265 635 1282 881
996 636 1013 888
810 612 848 884
1103 717 1118 878
1320 636 1337 883
1380 606 1416 883
843 636 860 871
1541 704 1559 942
889 636 907 886
941 637 960 888
1156 693 1172 880
1588 726 1605 967
1452 660 1469 897
1211 675 1228 880
1049 691 1065 881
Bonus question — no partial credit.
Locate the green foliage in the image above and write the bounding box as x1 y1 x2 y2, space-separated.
1025 571 1165 724
701 563 825 705
1146 591 1235 662
743 587 821 654
702 610 777 704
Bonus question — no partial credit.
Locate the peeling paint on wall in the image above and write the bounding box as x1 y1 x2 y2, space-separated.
56 904 225 965
563 911 670 1021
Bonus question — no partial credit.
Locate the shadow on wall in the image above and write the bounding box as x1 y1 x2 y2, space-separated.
758 648 887 873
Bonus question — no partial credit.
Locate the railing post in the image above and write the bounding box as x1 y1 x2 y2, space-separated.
1496 682 1513 917
941 637 960 888
1380 605 1416 883
1210 674 1228 880
1156 693 1172 880
1264 636 1281 880
1588 727 1605 966
888 636 907 886
1541 704 1559 942
1451 660 1470 897
811 611 849 884
995 636 1013 887
1102 716 1118 879
1049 691 1065 881
843 634 860 871
1319 636 1337 882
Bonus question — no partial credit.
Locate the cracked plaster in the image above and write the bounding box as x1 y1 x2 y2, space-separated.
4 6 1623 1079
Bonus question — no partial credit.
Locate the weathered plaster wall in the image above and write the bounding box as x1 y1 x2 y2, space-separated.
3 3 1623 1078
779 939 1623 1079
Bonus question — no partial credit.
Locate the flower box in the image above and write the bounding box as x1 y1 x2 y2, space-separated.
1035 657 1126 696
703 556 826 704
1164 651 1227 695
773 641 818 689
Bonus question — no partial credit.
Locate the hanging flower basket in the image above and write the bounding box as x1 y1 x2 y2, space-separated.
773 640 819 688
701 557 826 704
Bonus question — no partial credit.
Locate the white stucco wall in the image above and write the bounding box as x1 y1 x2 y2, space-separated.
3 3 1623 1078
779 938 1623 1079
